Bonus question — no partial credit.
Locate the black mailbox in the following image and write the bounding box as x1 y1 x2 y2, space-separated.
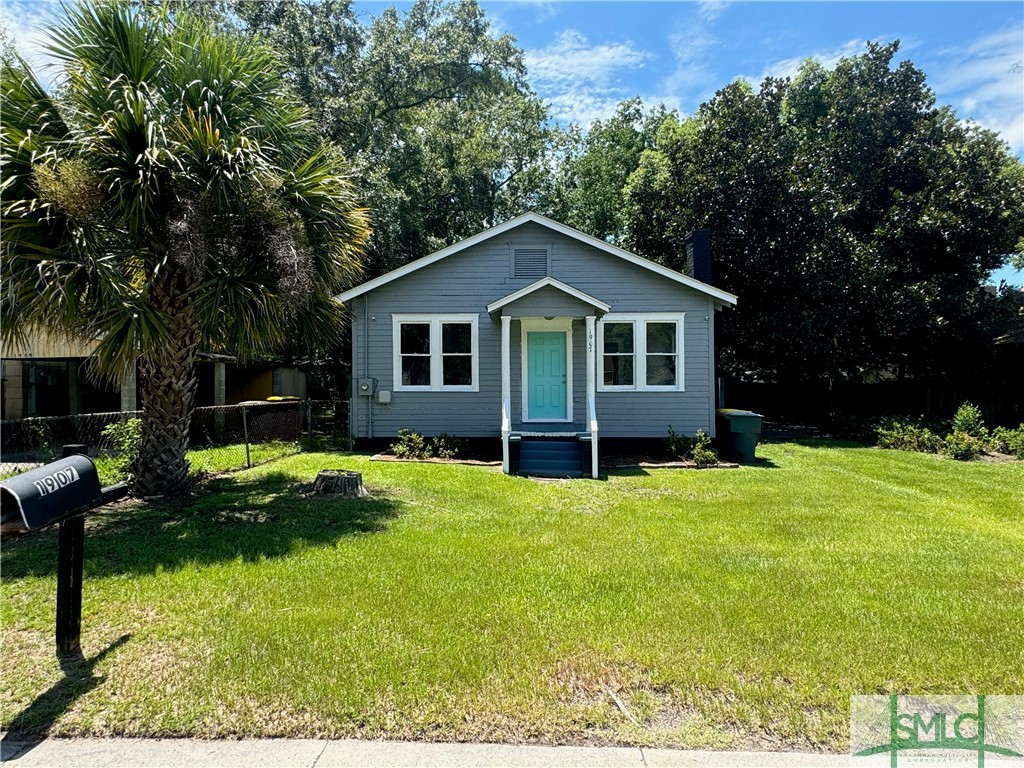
0 455 102 533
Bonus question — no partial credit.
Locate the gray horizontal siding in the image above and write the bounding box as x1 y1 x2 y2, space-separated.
350 221 716 439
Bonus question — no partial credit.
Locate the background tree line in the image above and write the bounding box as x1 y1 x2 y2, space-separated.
7 0 1024 416
197 2 1024 397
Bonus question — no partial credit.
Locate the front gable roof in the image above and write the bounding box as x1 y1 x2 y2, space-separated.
485 277 612 314
336 212 738 307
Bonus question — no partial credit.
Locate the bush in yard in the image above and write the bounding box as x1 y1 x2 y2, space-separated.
951 402 987 439
390 429 432 459
100 418 142 483
874 417 943 453
941 430 983 461
988 425 1024 459
430 432 464 460
666 425 694 459
691 429 719 467
667 426 718 466
823 412 876 443
25 421 56 463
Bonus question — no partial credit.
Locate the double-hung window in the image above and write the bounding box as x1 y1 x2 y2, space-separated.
393 314 479 392
598 314 684 391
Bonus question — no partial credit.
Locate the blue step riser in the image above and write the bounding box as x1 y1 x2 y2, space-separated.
521 464 581 473
521 470 584 478
521 450 580 460
518 440 584 477
521 455 581 465
520 444 579 454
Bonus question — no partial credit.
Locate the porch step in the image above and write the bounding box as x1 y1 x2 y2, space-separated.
518 439 583 478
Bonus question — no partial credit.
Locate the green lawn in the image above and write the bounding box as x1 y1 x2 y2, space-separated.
3 441 300 486
89 440 301 486
2 441 1021 750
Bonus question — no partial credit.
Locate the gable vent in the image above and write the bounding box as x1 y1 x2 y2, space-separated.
513 247 548 278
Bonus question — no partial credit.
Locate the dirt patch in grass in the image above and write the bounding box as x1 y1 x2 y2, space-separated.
371 452 740 471
978 451 1022 463
539 653 755 750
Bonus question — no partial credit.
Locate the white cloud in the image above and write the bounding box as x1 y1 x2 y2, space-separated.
748 38 869 84
736 26 1023 153
659 24 719 109
525 29 652 126
696 1 730 23
526 29 650 87
527 1 561 24
1 0 61 88
930 25 1024 153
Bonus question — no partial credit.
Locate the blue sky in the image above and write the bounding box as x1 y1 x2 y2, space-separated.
4 0 1022 283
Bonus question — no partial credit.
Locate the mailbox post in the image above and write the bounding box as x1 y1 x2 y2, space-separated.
0 447 127 659
56 445 88 657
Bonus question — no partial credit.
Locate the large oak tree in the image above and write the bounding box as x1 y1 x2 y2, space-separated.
622 42 1024 388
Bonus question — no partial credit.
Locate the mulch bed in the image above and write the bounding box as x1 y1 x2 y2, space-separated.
603 455 740 469
370 453 739 470
370 453 502 466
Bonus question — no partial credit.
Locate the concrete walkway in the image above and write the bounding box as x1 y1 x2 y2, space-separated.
0 737 849 768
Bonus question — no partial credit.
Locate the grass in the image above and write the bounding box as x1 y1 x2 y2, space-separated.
78 441 302 486
1 440 1021 751
2 441 300 486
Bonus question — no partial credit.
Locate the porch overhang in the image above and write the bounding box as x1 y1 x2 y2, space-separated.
486 277 611 316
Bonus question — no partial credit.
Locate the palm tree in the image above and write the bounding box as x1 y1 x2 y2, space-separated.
1 1 369 496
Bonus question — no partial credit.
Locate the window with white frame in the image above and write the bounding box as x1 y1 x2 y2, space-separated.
598 314 684 391
393 314 479 391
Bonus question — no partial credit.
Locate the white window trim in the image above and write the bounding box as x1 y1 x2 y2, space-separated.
597 313 685 392
520 317 573 423
392 314 480 392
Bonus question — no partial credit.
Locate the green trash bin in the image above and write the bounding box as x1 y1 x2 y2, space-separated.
716 409 763 465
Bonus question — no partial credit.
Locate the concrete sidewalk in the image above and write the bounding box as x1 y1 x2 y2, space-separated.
0 737 848 768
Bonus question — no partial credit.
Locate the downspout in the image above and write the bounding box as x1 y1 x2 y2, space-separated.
349 302 357 449
365 296 372 440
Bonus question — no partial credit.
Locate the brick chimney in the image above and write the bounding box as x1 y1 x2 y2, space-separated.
684 230 712 284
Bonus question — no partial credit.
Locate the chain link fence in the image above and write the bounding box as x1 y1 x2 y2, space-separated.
306 398 351 451
0 399 350 480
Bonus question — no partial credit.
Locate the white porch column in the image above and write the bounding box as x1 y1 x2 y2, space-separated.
213 361 227 405
213 361 227 439
120 363 137 412
585 315 596 407
501 314 511 473
586 315 598 478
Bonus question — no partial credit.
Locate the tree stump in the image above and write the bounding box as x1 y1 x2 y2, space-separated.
312 470 367 497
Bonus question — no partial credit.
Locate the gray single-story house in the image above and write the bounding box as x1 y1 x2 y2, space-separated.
337 213 737 477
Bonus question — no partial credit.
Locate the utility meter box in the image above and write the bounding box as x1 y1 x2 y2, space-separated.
357 379 374 396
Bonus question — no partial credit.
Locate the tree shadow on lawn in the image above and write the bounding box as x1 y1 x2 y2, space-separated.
778 437 874 450
0 471 402 580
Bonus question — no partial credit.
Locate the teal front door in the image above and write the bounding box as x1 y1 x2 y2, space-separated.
527 331 567 420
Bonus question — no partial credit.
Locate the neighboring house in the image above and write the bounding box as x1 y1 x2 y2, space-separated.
337 213 737 477
1 331 307 418
1 331 133 420
195 360 308 407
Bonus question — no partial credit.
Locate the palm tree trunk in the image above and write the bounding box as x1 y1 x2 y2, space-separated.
134 266 200 497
